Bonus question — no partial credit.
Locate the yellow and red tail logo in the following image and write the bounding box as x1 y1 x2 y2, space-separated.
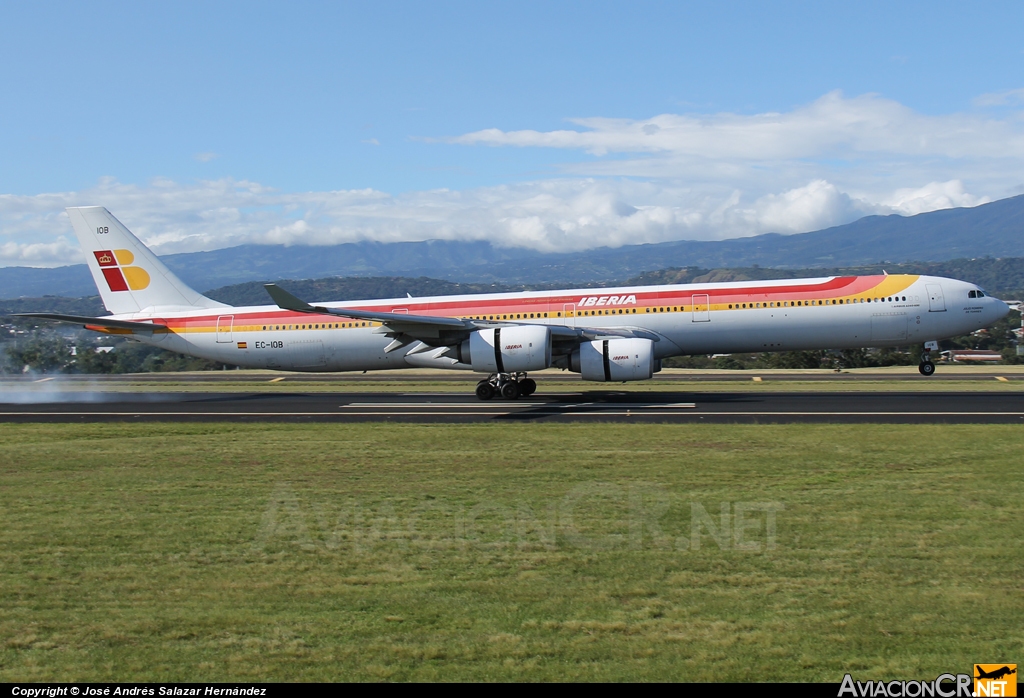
94 249 150 292
975 664 1017 697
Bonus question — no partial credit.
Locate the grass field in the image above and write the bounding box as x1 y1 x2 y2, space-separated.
1 423 1021 681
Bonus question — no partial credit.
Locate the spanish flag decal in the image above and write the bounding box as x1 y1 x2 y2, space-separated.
93 249 151 292
237 342 248 349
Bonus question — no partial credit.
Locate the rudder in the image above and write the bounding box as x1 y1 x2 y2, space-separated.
67 207 228 314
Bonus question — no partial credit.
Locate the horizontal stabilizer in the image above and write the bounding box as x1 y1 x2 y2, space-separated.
12 313 167 332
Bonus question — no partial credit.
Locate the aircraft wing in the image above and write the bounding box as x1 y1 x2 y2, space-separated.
265 283 473 331
577 326 661 342
11 313 167 332
263 284 660 351
264 283 480 351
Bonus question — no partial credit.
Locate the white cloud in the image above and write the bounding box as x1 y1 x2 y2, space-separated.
973 88 1024 107
0 175 990 267
451 91 1024 160
882 180 988 216
2 90 1021 267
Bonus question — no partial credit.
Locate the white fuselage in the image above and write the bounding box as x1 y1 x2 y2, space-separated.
111 274 1009 373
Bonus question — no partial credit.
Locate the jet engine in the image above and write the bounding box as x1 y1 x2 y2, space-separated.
460 326 552 373
570 338 654 382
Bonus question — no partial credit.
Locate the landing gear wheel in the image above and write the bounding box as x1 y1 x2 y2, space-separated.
919 361 935 376
476 381 496 400
500 381 521 400
519 378 537 396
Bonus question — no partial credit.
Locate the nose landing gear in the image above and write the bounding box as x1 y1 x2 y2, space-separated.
919 340 939 376
475 373 536 400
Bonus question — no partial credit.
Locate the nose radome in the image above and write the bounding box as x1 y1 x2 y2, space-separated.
994 298 1010 320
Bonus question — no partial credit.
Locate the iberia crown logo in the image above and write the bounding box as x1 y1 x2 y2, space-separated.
93 249 150 292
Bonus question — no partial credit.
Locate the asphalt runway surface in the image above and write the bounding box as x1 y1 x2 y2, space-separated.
1 390 1022 423
3 368 1019 384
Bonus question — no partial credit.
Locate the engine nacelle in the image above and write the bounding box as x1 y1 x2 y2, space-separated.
571 338 655 382
462 326 552 373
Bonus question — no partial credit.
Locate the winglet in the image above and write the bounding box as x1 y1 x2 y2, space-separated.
264 284 318 313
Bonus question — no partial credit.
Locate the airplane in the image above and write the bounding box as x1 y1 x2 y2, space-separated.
13 207 1011 399
975 666 1016 681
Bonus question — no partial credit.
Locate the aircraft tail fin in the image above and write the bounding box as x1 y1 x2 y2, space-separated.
66 207 228 315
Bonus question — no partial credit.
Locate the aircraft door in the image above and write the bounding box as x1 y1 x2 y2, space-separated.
691 294 710 322
926 284 946 312
216 315 234 343
563 303 576 328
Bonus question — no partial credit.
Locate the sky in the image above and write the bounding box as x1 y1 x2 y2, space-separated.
2 1 1023 266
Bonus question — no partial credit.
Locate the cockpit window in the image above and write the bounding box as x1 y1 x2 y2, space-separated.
968 290 977 298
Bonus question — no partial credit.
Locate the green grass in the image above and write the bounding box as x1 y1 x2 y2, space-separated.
1 423 1021 681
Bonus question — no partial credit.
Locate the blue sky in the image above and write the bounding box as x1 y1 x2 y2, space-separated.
2 1 1023 265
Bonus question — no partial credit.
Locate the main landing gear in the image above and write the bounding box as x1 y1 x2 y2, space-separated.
919 340 939 376
475 373 537 400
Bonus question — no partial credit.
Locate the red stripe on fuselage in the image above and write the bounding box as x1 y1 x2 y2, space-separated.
152 275 899 329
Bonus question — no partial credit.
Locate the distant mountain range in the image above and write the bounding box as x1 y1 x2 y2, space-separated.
5 257 1023 321
3 193 1023 299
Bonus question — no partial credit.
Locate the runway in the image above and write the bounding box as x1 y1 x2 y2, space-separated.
1 390 1022 423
